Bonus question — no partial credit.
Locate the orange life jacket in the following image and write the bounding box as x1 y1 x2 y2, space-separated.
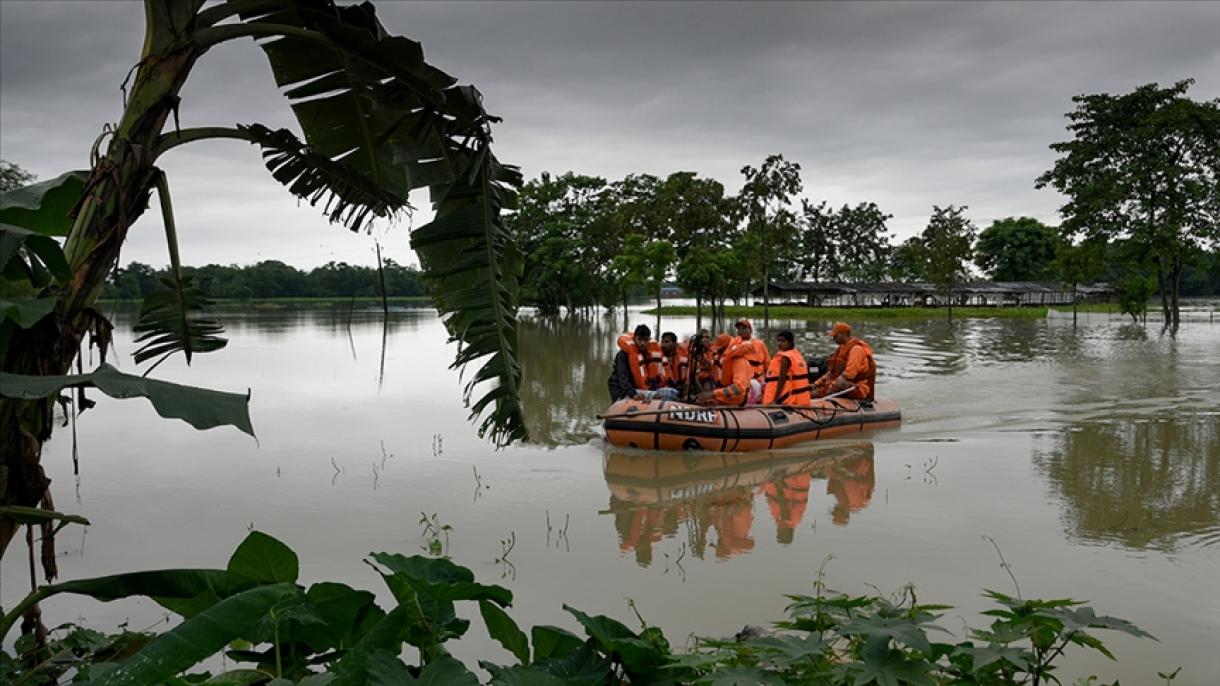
616 334 665 390
712 354 752 406
663 342 691 388
730 336 769 380
825 337 876 400
763 348 812 406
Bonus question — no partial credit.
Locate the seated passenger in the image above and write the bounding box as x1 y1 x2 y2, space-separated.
813 322 875 401
763 330 812 406
608 324 677 401
696 335 752 407
660 331 690 391
731 318 770 381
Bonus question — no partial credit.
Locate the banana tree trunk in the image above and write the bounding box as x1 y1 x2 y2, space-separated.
0 11 203 558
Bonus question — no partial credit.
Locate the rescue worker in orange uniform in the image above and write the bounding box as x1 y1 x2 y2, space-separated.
695 334 751 406
813 322 876 401
763 330 812 406
731 319 769 381
608 324 676 401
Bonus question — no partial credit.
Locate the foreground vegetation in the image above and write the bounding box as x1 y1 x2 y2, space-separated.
2 531 1156 685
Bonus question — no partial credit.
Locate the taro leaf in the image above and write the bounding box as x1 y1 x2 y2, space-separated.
562 605 667 681
227 531 299 585
290 582 382 654
523 644 614 686
368 552 512 606
327 604 414 686
530 624 583 661
410 653 479 686
132 275 227 367
0 297 55 328
82 583 297 686
364 650 412 686
849 644 938 686
479 599 529 665
201 670 275 685
0 362 255 437
480 663 567 686
562 605 637 644
0 170 89 236
0 505 89 537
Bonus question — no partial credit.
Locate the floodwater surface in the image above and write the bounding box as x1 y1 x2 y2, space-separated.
2 305 1218 683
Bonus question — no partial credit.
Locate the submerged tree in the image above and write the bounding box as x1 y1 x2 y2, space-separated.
0 0 523 563
922 205 977 320
1036 79 1220 326
738 154 802 330
974 216 1060 282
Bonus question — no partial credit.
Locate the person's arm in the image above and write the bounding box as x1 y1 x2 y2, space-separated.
773 355 791 403
831 347 866 391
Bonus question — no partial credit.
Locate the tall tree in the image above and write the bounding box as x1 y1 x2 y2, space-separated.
922 205 977 320
973 217 1060 281
835 202 894 283
738 155 802 329
1054 239 1104 328
889 236 928 282
643 239 677 333
1036 80 1220 326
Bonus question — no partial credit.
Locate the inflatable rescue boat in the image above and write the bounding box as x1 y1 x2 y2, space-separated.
601 397 900 452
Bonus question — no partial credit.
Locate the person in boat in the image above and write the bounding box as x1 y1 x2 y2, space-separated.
730 318 769 381
690 329 717 394
763 330 812 406
695 333 752 406
813 322 876 401
608 324 677 401
660 331 690 393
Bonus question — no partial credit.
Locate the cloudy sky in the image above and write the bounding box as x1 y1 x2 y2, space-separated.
1 1 1217 269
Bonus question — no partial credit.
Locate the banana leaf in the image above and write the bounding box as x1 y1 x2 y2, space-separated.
0 362 254 437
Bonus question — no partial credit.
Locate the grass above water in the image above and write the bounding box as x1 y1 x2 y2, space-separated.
644 303 1120 321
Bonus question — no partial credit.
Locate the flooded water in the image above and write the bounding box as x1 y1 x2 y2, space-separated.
2 305 1218 683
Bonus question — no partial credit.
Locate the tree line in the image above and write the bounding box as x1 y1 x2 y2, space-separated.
98 259 429 300
507 79 1219 327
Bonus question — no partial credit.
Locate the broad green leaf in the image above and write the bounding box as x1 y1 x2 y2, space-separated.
0 297 54 328
840 615 944 655
368 552 512 606
953 643 1033 672
740 633 829 667
479 599 529 664
202 670 275 685
227 531 299 585
364 650 413 686
0 170 89 236
524 645 614 686
530 624 583 661
0 362 255 437
1047 605 1156 641
1 223 70 281
0 505 89 536
83 583 296 686
290 582 382 654
326 605 415 686
411 653 478 686
481 664 567 686
562 605 637 644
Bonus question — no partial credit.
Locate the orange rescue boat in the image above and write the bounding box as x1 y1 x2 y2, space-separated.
601 396 901 452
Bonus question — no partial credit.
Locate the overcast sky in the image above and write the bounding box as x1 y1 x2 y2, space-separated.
1 1 1217 268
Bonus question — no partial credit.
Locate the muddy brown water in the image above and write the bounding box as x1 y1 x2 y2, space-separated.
2 304 1217 682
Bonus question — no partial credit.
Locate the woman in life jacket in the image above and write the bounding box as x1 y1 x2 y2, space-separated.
763 330 812 406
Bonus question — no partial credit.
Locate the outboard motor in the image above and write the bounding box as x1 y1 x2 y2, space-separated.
804 354 827 382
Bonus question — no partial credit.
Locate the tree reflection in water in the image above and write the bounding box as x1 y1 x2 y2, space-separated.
602 442 875 566
1032 418 1219 551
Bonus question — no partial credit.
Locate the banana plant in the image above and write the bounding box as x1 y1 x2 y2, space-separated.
0 0 525 561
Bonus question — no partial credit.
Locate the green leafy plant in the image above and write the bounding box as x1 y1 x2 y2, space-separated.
1 532 1159 685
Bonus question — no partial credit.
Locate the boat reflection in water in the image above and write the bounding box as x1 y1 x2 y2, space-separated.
602 442 875 566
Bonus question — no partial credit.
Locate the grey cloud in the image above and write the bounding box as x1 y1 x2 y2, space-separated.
2 1 1217 267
